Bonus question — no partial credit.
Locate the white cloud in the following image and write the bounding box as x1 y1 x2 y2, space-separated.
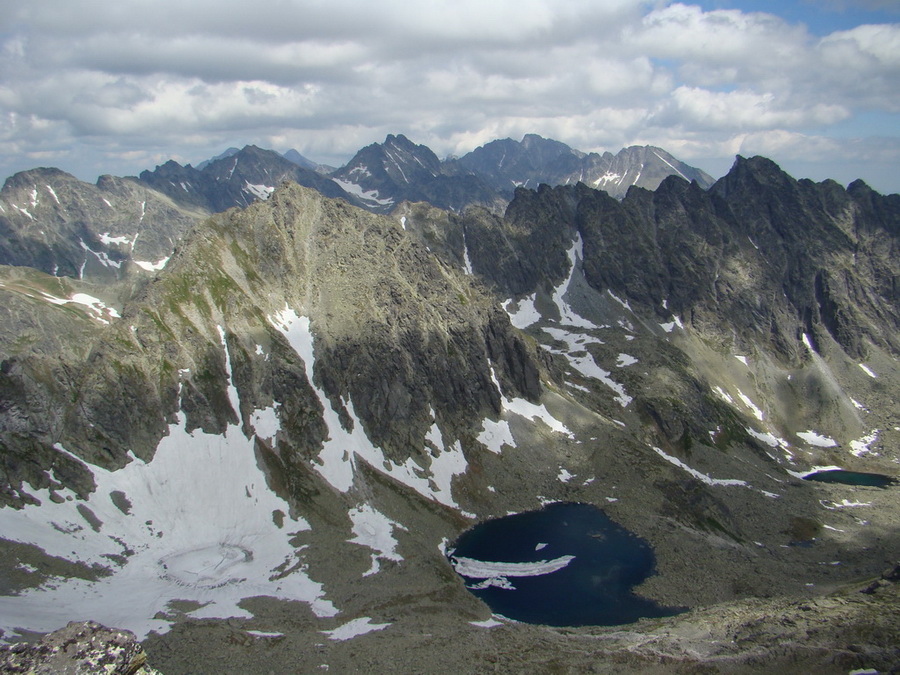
658 87 850 130
0 0 897 192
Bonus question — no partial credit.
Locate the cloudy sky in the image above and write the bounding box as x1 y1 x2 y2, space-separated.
2 0 899 192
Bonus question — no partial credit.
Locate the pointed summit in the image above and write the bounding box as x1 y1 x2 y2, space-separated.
330 135 498 212
453 137 714 198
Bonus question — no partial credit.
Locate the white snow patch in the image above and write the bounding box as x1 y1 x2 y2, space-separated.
557 468 575 483
322 617 390 641
651 150 687 179
0 410 337 640
858 363 877 378
734 355 748 366
607 290 631 311
797 431 838 448
347 503 405 576
503 393 572 437
469 617 504 628
99 232 133 246
535 542 548 551
38 291 120 324
746 428 793 459
551 235 597 328
849 430 878 457
45 185 60 204
786 465 843 479
13 204 34 220
80 240 122 269
244 182 275 201
820 499 871 510
133 257 170 272
332 179 394 206
802 333 816 353
616 353 638 367
593 171 621 186
477 418 516 453
713 386 735 405
542 327 631 407
250 404 280 442
246 630 284 638
429 438 469 505
652 446 748 487
736 389 765 421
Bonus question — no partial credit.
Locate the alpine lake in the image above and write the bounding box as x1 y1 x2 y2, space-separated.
803 469 895 488
447 501 683 627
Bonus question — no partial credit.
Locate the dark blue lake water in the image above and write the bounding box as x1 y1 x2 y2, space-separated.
804 469 894 488
448 501 683 626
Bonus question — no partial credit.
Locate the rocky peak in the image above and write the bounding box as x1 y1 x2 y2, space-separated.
139 144 353 212
0 167 198 282
453 137 714 199
331 135 499 213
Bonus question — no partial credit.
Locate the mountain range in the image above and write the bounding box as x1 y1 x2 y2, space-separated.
0 135 897 673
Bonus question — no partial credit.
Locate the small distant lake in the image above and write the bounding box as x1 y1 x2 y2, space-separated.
803 469 895 488
447 502 683 627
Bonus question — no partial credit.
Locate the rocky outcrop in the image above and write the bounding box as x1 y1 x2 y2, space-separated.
0 183 547 501
0 621 162 674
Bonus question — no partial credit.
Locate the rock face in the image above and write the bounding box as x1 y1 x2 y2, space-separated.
0 168 200 282
0 182 545 503
0 621 161 674
330 134 503 213
453 156 900 363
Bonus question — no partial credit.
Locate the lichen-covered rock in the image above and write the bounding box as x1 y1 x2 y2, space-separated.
0 620 162 674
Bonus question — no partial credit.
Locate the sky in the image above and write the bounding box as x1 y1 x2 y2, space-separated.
1 0 899 193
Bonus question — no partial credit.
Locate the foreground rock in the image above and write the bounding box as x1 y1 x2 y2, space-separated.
0 620 162 674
